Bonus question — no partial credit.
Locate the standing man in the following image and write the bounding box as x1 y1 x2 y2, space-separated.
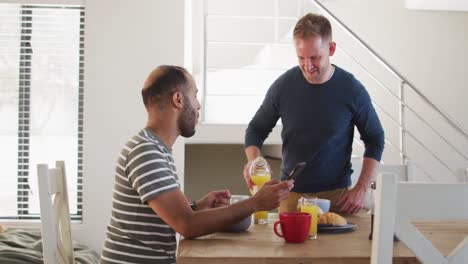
101 65 293 264
243 13 384 215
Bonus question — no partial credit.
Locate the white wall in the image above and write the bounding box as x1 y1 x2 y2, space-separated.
76 0 187 252
321 0 468 131
317 0 468 181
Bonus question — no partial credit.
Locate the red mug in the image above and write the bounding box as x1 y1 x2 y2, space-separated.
273 212 311 243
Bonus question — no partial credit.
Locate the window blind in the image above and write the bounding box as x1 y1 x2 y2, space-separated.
0 2 85 221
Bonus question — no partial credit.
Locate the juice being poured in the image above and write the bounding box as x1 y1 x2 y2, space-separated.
251 174 271 186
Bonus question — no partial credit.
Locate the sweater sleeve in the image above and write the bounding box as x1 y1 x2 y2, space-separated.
353 80 385 161
245 82 281 150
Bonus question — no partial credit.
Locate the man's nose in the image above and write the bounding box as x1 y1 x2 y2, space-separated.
305 59 313 71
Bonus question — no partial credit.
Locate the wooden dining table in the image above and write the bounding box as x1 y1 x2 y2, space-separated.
177 212 468 264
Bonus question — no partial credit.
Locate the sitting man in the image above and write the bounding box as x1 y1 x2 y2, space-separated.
100 65 294 264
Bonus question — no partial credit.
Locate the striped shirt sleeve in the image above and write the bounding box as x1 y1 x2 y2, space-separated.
126 142 179 203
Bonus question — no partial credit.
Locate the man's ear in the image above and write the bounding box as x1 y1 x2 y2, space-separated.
172 91 184 110
329 41 336 56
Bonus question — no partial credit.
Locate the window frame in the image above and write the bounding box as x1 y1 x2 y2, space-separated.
0 0 85 222
188 0 299 144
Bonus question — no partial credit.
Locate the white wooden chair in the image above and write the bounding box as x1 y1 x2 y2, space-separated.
351 160 414 209
37 161 75 264
351 159 414 187
371 173 468 264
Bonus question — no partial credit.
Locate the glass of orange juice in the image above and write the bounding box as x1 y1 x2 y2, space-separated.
299 197 318 239
251 174 271 224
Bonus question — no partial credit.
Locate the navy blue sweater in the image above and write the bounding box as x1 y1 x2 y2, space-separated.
245 66 385 193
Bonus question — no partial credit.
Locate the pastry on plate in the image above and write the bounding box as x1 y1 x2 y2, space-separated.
318 212 347 226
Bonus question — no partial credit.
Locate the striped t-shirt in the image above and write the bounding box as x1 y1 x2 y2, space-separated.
101 128 180 264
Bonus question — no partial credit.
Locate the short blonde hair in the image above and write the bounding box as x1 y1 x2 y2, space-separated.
293 13 332 41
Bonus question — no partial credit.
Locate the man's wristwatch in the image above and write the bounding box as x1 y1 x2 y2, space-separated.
190 201 197 211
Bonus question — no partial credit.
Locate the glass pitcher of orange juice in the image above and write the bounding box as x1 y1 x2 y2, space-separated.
249 156 271 224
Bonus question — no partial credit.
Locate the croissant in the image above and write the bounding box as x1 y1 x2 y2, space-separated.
318 212 347 226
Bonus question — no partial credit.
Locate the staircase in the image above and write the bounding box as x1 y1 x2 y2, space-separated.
309 0 468 182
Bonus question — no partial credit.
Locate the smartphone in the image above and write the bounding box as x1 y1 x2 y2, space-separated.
286 162 307 180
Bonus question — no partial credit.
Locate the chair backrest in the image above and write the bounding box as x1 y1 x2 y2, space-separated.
350 160 414 187
351 160 414 209
371 173 468 264
37 161 74 264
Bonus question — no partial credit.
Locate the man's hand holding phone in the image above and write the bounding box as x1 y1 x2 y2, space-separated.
287 162 307 181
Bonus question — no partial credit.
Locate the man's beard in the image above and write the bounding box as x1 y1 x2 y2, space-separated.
178 97 197 138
